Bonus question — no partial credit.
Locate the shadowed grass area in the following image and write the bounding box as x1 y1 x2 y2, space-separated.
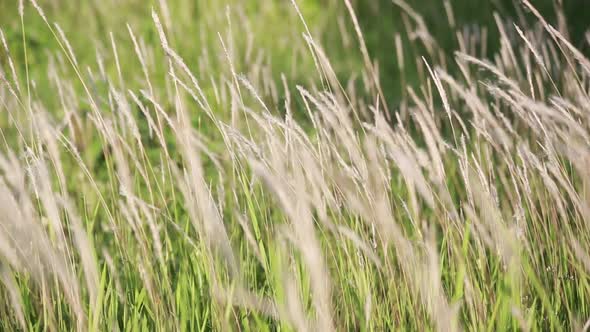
0 0 590 331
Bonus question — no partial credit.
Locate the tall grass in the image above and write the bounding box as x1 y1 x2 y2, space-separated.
0 0 589 330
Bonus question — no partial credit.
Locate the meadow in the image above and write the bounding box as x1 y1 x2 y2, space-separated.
0 0 590 330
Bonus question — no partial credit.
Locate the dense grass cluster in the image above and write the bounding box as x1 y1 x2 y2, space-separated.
1 0 590 330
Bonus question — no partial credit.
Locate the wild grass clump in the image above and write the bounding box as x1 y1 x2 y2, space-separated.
0 0 589 330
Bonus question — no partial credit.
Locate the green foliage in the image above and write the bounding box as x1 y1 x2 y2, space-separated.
0 0 589 331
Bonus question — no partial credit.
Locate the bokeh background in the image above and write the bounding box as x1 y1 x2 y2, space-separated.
1 0 588 111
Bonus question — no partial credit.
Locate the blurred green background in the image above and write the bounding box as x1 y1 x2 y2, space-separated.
1 0 588 109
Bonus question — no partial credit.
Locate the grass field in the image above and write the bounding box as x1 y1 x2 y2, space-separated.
1 0 590 330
